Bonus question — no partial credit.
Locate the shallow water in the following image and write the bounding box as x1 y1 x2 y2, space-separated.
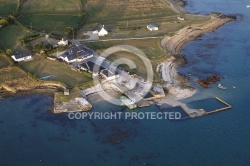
1 0 250 165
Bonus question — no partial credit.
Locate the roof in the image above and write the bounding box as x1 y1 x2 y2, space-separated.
12 52 31 59
64 89 69 93
87 61 106 72
67 54 76 61
101 69 115 77
93 25 104 32
92 25 108 36
61 45 92 61
70 45 91 57
62 51 76 61
80 61 106 73
147 24 158 29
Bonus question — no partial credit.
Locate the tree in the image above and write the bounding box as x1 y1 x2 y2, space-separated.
7 15 15 24
64 27 74 38
6 49 13 56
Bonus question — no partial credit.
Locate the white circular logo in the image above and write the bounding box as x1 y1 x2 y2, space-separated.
92 45 153 106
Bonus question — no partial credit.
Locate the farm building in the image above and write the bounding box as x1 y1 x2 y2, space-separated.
92 25 108 36
177 17 185 21
147 24 158 31
11 52 32 62
64 89 70 96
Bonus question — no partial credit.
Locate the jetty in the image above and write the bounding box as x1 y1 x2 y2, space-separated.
156 96 232 118
205 97 232 115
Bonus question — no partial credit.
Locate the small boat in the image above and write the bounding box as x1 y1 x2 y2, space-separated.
218 83 226 90
247 5 250 8
232 86 236 89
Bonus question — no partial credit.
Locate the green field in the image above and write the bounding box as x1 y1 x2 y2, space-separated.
0 0 17 16
19 55 92 88
82 0 210 39
18 15 85 33
106 51 148 79
0 54 11 68
16 0 86 34
0 25 33 50
84 0 176 22
21 0 83 14
86 39 170 61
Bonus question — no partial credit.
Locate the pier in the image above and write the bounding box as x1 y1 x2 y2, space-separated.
205 97 232 115
156 96 232 118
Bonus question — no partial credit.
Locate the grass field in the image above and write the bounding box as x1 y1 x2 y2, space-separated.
21 0 83 14
84 0 176 22
86 39 170 61
0 0 17 16
0 54 11 68
18 15 85 33
16 0 86 34
0 66 40 92
82 0 210 39
82 0 178 33
0 25 33 50
106 51 148 79
19 55 92 88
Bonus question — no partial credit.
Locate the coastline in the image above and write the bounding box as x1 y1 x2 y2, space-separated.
0 88 55 100
162 14 236 55
0 1 237 113
165 0 187 14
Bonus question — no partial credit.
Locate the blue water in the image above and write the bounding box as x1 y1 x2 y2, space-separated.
1 0 250 165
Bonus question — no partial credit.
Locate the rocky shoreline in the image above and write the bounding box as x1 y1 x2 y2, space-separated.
0 1 237 114
162 14 236 55
165 0 187 14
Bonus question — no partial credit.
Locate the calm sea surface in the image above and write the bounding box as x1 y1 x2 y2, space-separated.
1 0 250 165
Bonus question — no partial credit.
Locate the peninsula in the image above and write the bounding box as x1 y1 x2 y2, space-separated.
0 0 235 117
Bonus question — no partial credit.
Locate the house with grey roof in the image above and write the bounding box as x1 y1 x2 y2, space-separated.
11 52 32 62
147 24 158 31
59 45 93 63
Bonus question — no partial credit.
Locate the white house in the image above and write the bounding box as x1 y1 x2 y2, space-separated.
58 37 68 46
147 24 158 31
11 52 32 62
92 25 108 36
177 16 185 21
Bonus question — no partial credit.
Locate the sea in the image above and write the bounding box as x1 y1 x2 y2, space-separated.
1 0 250 165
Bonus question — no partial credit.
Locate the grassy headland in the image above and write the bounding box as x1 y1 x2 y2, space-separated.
19 54 92 88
